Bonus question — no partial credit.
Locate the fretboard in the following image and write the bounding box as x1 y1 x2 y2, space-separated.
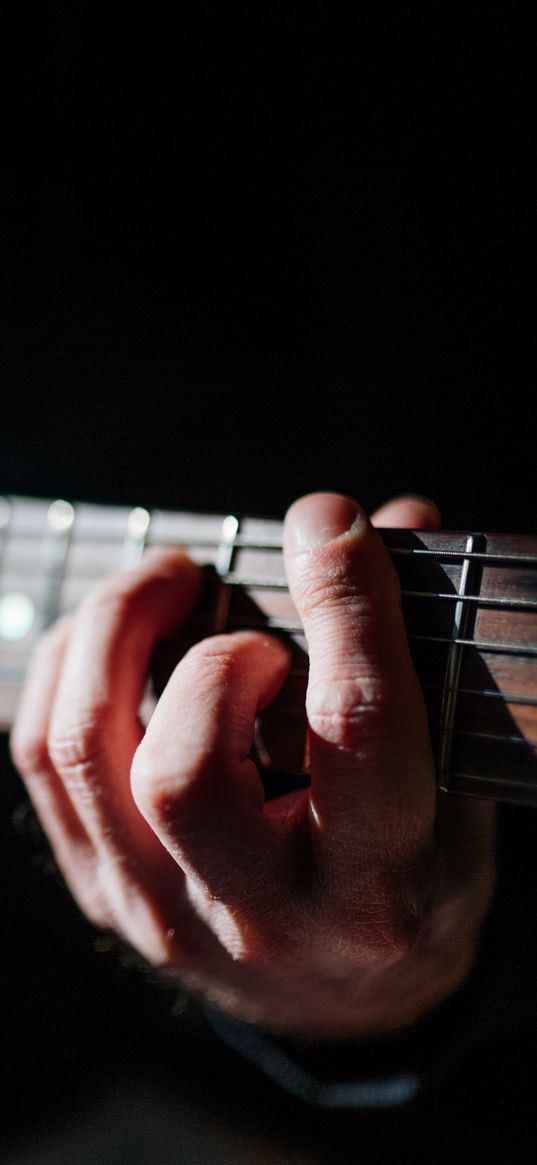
1 495 536 808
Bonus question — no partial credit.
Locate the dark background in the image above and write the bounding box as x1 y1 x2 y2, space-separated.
1 2 534 526
1 3 536 1162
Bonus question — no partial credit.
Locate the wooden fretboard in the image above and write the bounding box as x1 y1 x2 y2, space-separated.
1 495 536 807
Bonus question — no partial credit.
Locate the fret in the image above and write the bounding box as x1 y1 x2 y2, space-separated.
41 500 76 630
215 515 240 577
122 507 152 567
212 515 240 633
428 535 484 792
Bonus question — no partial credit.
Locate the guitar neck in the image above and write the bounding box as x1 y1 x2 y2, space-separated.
1 495 536 808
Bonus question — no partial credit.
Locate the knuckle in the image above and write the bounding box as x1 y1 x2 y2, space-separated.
131 742 222 827
79 888 116 932
82 578 132 623
47 714 107 777
184 637 242 681
307 676 390 747
83 561 167 624
130 746 158 814
297 562 401 627
298 569 366 619
10 730 50 778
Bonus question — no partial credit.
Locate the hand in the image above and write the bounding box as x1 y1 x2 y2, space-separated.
10 493 496 1039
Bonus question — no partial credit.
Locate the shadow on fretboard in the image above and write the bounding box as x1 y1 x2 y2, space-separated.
385 530 537 806
150 567 310 801
150 544 537 808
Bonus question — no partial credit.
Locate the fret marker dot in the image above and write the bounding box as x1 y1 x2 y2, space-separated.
0 592 36 641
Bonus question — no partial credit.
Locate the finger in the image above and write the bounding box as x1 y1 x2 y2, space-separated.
370 494 441 530
44 550 202 943
131 631 292 950
10 617 114 927
283 492 436 859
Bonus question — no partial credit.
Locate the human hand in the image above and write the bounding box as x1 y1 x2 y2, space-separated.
10 493 496 1039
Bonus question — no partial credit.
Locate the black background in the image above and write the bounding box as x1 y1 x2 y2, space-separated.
1 2 534 526
1 4 536 1162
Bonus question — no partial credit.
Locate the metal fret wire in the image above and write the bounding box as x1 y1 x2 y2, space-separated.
212 515 240 632
41 501 76 630
437 535 487 787
122 507 152 566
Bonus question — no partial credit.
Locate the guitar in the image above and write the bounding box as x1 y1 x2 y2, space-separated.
1 494 536 807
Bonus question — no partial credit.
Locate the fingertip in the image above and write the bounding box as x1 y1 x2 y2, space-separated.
194 628 292 671
139 546 203 601
371 495 441 530
142 544 201 572
283 492 368 550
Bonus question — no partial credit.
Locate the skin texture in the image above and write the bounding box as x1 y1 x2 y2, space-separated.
10 493 496 1039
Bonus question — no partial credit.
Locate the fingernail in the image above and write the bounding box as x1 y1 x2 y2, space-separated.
285 493 364 549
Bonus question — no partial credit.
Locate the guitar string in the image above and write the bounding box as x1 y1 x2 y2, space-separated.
2 517 536 692
0 653 533 748
445 772 537 795
2 517 537 567
0 655 535 711
2 557 537 609
3 505 535 568
202 612 537 656
1 603 536 658
218 574 537 611
3 509 535 795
